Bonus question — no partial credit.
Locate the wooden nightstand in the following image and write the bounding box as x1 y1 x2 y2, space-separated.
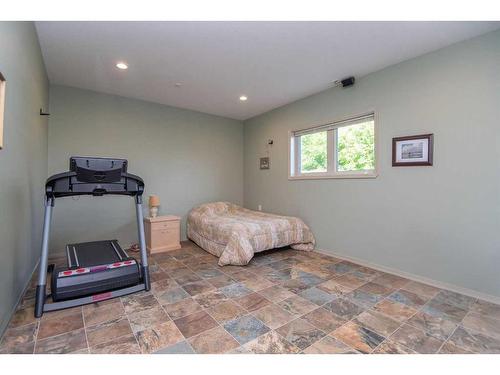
144 215 181 254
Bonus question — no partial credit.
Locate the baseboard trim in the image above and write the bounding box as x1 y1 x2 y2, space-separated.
315 248 500 305
0 260 39 339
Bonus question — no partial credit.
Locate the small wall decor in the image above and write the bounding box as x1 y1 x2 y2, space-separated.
392 133 433 166
0 72 6 150
260 157 270 170
260 138 273 170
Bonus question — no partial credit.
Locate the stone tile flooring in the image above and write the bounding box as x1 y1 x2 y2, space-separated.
1 241 500 354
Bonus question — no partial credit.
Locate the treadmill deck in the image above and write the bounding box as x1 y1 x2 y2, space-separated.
66 240 129 268
53 239 140 302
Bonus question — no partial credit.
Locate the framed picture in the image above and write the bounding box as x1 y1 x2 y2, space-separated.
392 134 433 166
0 72 5 150
260 157 270 169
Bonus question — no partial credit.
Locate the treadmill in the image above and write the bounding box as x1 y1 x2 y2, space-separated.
34 156 151 318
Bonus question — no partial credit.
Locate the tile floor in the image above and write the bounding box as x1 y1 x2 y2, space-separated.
1 241 500 354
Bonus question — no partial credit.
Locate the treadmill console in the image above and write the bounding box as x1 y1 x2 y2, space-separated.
70 157 127 183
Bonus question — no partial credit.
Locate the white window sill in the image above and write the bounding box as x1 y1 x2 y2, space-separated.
288 172 378 180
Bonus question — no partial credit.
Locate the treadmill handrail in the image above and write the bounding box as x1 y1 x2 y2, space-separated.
45 171 144 199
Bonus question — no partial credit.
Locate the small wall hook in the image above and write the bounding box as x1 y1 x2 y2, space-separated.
40 108 50 116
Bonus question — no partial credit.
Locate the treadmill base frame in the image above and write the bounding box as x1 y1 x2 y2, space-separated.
42 283 146 312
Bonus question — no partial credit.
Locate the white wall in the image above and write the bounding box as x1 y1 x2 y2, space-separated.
0 22 49 335
243 30 500 298
48 85 243 252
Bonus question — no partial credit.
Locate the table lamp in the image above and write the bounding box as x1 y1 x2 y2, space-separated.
149 195 160 218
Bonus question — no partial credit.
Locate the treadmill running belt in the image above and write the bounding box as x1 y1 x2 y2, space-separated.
67 240 127 268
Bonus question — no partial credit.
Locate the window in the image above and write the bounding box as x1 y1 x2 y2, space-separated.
289 113 376 179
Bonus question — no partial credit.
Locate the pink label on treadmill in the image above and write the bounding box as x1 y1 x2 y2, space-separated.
92 292 112 302
88 261 136 273
90 265 108 272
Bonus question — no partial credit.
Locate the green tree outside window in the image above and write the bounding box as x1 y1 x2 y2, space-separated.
300 131 327 172
337 121 375 171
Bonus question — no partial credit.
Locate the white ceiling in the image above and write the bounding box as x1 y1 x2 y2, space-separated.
35 21 499 120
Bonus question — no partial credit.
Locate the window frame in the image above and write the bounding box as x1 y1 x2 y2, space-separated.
0 72 5 150
288 111 378 180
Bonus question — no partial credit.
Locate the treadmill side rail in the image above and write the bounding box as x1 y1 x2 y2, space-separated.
35 197 53 318
135 199 151 291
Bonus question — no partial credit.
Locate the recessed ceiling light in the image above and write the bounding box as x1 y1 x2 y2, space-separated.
239 95 248 101
116 62 128 70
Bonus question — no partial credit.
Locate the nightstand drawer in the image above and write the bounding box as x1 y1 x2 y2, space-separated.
151 227 177 247
151 221 179 231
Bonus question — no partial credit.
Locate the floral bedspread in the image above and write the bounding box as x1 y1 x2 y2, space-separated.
187 202 315 266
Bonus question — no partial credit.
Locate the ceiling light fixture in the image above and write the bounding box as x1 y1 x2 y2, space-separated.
116 62 128 70
239 95 248 101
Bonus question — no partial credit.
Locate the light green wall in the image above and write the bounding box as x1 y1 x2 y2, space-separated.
244 30 500 297
47 85 244 252
0 22 49 334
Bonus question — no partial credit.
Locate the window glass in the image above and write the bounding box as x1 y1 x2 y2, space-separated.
337 120 375 172
300 131 327 173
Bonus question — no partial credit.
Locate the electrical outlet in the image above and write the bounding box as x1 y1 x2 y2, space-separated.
258 205 262 211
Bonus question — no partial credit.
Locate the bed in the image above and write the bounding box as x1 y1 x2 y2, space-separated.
187 202 315 266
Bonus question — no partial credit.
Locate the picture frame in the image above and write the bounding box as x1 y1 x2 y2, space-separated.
0 72 6 150
260 157 270 169
392 133 433 166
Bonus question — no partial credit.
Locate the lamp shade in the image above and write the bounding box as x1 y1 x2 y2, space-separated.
149 195 160 207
